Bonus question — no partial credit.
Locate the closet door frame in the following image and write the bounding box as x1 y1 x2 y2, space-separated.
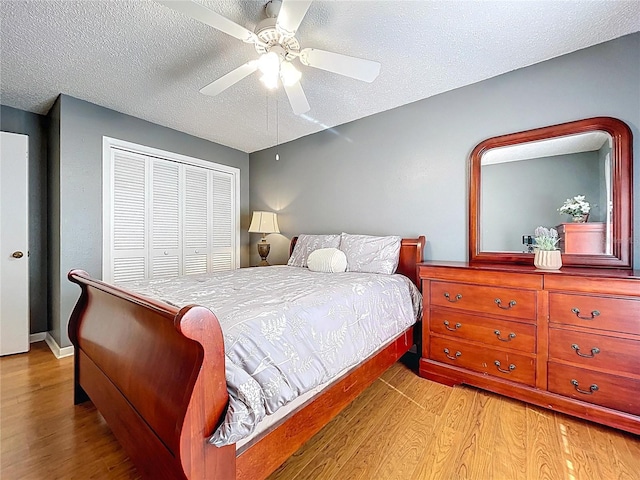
102 136 240 282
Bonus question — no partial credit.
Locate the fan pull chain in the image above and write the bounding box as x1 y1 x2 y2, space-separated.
275 98 280 161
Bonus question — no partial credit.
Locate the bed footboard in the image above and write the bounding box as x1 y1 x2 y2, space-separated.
68 270 235 479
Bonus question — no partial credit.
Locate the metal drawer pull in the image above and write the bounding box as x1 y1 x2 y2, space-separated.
444 292 462 303
495 298 516 310
443 348 461 360
443 320 462 331
494 330 516 342
571 379 599 395
571 344 600 358
571 308 600 320
494 360 516 373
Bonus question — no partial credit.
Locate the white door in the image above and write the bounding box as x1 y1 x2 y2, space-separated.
0 132 29 356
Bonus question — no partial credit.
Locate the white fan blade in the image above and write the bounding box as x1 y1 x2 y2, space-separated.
200 62 258 96
157 1 257 43
276 0 313 37
299 48 381 83
283 81 310 115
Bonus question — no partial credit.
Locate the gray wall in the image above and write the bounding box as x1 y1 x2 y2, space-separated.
481 152 600 252
249 33 640 269
1 105 49 334
50 95 250 347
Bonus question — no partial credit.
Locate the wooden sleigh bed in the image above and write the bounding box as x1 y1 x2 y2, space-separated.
67 236 425 480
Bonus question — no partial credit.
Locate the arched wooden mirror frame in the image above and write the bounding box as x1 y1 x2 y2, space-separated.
470 117 633 269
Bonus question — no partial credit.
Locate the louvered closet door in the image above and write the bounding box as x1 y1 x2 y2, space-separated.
104 138 239 283
150 159 181 278
110 150 148 283
211 170 234 271
183 165 210 275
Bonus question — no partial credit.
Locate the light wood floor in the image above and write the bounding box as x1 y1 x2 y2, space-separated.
2 343 639 479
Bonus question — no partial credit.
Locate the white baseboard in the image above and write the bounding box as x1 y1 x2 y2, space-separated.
29 332 47 343
44 333 74 359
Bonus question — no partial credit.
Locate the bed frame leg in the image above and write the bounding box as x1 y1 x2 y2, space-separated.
74 381 89 405
73 354 89 404
68 273 90 405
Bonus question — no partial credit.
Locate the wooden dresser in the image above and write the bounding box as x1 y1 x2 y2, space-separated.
419 261 640 434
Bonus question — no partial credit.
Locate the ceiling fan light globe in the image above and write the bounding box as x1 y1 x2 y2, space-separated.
260 73 279 90
280 62 301 86
258 52 280 76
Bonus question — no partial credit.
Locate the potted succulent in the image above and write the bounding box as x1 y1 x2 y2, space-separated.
533 226 562 270
558 195 591 222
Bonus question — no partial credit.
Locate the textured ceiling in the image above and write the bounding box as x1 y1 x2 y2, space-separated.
1 0 639 153
482 131 610 165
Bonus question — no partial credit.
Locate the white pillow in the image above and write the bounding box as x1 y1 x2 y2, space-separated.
307 248 348 273
288 234 341 267
339 233 401 274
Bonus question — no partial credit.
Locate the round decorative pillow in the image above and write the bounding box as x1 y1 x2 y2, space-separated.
307 248 348 273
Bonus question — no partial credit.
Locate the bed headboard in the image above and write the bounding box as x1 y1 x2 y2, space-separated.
289 236 426 288
396 237 426 287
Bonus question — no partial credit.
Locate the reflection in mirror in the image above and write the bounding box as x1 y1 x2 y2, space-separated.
480 131 612 255
469 116 633 269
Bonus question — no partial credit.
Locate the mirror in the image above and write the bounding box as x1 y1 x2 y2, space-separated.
470 117 632 269
482 130 613 254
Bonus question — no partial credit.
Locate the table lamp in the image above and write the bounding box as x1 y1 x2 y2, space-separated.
248 211 280 266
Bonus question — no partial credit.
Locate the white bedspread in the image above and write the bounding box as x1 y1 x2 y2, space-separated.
120 266 421 445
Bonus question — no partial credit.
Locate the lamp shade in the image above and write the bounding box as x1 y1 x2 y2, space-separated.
248 211 280 234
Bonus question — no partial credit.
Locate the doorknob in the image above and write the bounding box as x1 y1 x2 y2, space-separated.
11 251 24 259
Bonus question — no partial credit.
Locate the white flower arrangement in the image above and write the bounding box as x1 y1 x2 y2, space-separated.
534 226 559 251
558 195 591 217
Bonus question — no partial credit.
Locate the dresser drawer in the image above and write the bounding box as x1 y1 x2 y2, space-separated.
430 281 536 320
430 336 535 386
548 362 640 416
548 328 640 377
430 309 536 353
549 293 640 335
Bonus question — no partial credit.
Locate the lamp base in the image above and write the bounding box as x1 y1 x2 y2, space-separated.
257 241 271 266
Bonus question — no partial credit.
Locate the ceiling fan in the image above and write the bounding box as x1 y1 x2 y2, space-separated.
158 0 381 115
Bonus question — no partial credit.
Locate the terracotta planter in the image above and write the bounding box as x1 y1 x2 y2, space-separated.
534 250 562 270
572 213 589 223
